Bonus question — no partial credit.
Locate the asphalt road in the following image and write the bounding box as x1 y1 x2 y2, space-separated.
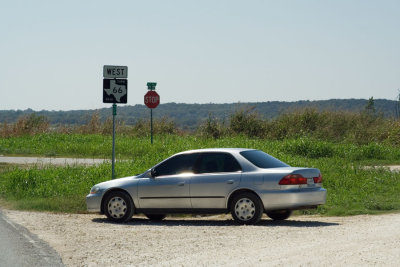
0 209 64 267
0 156 109 165
0 156 108 266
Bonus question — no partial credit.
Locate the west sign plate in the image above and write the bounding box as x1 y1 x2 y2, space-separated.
103 65 128 78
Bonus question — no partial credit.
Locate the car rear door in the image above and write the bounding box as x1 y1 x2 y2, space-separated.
190 152 242 209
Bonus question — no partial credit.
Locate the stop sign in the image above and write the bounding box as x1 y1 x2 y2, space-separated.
144 91 160 109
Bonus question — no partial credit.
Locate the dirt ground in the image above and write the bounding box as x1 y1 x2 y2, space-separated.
3 210 400 267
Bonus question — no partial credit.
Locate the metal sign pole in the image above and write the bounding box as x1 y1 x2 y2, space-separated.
151 108 153 144
112 103 117 179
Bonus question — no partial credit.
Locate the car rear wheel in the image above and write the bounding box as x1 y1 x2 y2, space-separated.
104 191 134 223
230 192 263 225
266 210 292 220
145 214 167 221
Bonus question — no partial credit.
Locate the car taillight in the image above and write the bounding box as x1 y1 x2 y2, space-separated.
279 174 307 185
313 174 323 183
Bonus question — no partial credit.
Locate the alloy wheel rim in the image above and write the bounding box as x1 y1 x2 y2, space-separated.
108 197 127 218
234 198 255 221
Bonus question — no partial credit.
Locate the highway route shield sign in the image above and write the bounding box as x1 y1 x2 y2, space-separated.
103 79 128 104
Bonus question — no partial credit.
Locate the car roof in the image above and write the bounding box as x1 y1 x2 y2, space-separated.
178 148 255 154
171 148 260 172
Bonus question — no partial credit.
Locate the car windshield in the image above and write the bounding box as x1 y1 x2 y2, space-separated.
240 150 289 168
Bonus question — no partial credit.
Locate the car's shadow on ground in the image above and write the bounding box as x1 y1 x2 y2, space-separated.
92 217 339 228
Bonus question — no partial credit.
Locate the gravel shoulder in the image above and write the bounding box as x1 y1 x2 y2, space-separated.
3 210 400 266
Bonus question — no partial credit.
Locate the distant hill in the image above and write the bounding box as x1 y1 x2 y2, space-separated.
0 99 398 130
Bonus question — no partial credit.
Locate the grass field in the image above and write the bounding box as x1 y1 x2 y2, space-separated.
2 133 400 161
1 133 400 216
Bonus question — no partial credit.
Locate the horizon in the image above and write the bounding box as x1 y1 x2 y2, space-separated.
0 97 395 113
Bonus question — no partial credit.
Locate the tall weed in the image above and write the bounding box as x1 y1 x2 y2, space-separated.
0 114 49 137
2 109 400 146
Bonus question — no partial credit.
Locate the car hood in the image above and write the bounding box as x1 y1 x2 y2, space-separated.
95 175 139 189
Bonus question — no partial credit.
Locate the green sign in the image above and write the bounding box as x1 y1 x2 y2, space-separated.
147 82 157 90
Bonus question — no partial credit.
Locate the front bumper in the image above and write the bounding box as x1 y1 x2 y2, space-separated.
260 187 327 210
86 193 102 213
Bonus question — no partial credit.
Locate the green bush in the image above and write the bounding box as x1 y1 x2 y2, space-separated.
197 113 225 139
229 108 265 138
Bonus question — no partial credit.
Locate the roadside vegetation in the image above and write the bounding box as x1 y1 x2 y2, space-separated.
0 104 400 216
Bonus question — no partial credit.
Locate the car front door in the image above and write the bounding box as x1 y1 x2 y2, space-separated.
190 152 242 209
138 153 198 209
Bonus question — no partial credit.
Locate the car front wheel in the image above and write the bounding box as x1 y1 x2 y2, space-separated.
230 192 263 225
266 210 292 220
104 191 134 223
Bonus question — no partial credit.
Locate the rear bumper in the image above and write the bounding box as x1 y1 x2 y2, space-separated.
86 193 102 213
260 187 327 210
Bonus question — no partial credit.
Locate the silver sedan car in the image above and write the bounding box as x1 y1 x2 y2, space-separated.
86 148 327 225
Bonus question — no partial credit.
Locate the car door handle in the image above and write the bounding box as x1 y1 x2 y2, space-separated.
226 180 234 184
178 182 185 186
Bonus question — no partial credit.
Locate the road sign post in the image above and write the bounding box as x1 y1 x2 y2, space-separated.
112 103 117 179
103 65 128 179
144 83 160 144
150 108 153 144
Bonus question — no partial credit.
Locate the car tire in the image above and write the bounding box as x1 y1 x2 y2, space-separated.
104 191 134 223
266 210 292 220
145 214 167 221
230 192 263 225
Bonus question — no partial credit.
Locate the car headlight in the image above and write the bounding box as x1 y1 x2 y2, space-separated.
90 186 101 195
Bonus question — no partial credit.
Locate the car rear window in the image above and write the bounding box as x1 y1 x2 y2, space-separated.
240 150 289 168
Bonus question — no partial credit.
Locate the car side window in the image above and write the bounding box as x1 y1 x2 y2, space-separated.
194 153 241 174
154 153 198 177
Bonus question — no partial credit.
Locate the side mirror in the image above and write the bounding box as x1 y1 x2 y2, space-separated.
150 168 158 178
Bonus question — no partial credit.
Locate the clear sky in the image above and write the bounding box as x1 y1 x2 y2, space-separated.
1 0 399 111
